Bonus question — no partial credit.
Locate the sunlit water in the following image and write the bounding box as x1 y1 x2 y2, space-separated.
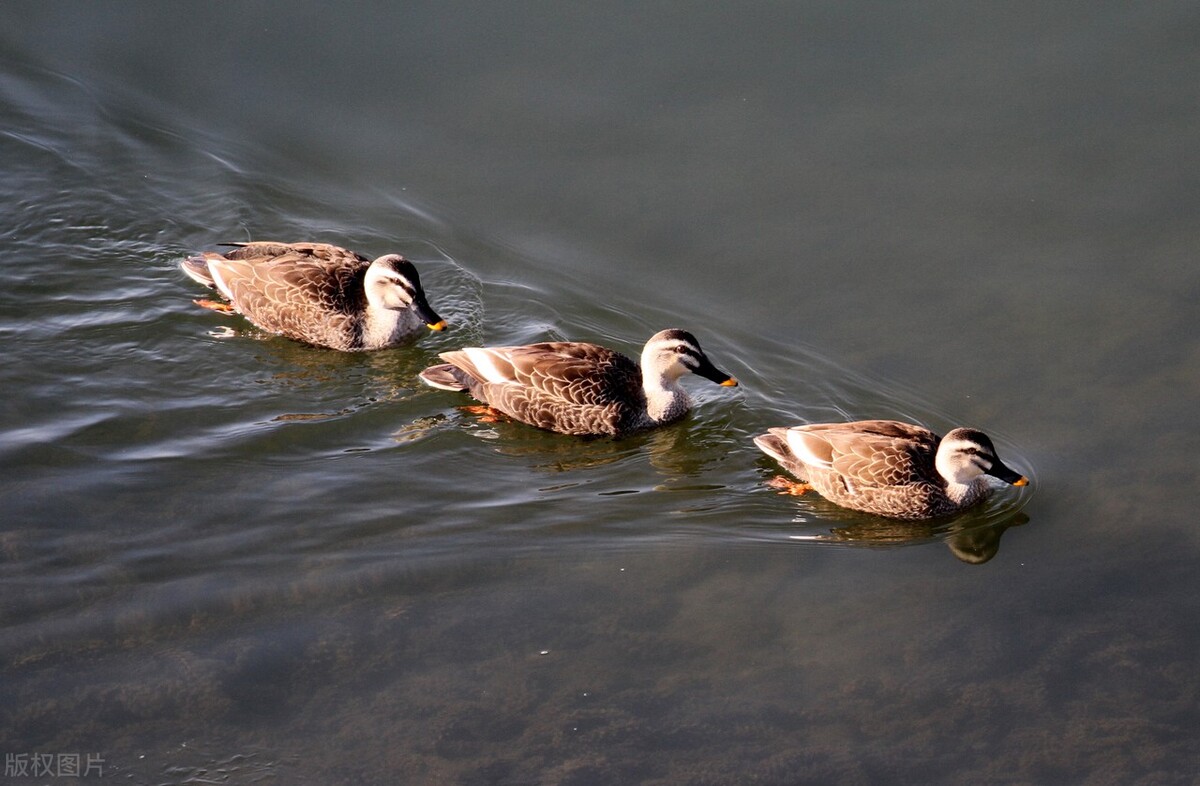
2 4 1197 785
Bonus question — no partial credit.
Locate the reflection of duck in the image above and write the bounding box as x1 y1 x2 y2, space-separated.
795 510 1030 565
945 512 1029 564
181 242 446 350
458 413 644 471
419 329 737 436
755 420 1027 519
441 412 736 481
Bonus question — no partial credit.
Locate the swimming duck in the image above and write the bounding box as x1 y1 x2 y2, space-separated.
180 241 446 350
754 420 1028 519
418 329 738 436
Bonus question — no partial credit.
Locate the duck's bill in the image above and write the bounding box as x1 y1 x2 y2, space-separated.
987 461 1028 486
416 299 447 331
695 358 738 387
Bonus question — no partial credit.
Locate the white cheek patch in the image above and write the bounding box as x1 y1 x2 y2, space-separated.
463 348 516 384
650 340 691 357
387 284 414 308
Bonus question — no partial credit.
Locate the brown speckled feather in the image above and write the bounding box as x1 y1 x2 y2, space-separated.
207 243 368 349
438 342 648 436
798 420 939 489
422 328 736 436
756 420 964 519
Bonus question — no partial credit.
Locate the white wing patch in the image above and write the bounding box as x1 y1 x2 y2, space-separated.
785 428 835 471
463 348 517 384
207 259 237 303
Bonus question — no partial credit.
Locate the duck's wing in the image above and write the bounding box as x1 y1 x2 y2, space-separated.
441 342 642 406
206 245 369 344
220 242 368 266
785 421 940 488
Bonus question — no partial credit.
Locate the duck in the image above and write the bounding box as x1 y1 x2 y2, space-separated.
418 329 738 436
753 419 1028 519
180 241 446 350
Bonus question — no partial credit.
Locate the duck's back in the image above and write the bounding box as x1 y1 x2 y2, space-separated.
211 243 370 349
791 421 951 518
794 421 937 484
447 342 648 435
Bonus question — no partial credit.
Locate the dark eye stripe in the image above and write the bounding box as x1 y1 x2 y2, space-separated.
389 278 416 295
651 339 705 360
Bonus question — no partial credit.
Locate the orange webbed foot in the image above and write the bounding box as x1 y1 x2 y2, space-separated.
193 299 236 314
767 475 813 496
459 404 508 424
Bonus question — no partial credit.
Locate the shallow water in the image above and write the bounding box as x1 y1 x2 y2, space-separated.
2 3 1198 784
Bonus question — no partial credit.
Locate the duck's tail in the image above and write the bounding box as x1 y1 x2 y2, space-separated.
418 363 470 392
179 254 219 288
752 430 792 464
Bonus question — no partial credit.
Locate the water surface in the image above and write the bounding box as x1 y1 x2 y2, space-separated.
2 3 1197 784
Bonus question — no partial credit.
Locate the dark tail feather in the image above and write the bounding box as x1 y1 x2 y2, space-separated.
179 255 216 288
754 430 809 482
753 432 790 464
419 364 469 392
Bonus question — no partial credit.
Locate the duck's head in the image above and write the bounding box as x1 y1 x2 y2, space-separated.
936 428 1028 487
641 329 738 387
365 255 447 331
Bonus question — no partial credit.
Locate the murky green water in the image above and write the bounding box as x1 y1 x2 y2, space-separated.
2 3 1197 784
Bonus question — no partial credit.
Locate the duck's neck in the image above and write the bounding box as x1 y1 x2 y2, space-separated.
942 477 989 507
361 304 414 349
641 370 690 424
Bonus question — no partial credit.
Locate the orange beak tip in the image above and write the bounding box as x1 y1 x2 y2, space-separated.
428 320 448 332
721 377 739 387
1013 477 1029 487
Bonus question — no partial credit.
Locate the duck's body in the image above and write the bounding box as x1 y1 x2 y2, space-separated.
754 420 1027 519
180 241 445 350
419 329 738 436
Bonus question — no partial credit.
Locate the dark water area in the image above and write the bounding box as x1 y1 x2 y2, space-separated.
2 3 1198 784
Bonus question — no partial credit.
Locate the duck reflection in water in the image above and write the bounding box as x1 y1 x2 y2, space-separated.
430 404 736 480
790 510 1030 565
